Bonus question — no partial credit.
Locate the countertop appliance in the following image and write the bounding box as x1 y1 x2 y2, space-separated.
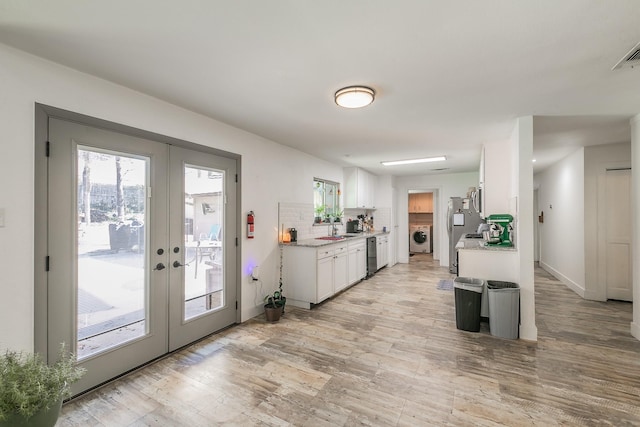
485 214 514 247
346 220 362 233
366 236 377 277
447 197 484 274
409 225 432 253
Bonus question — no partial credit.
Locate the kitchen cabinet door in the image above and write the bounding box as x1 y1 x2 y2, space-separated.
347 240 367 285
409 193 433 213
348 248 358 285
344 167 375 209
356 245 367 280
423 193 433 213
408 193 418 213
334 251 349 293
377 236 389 270
317 256 334 302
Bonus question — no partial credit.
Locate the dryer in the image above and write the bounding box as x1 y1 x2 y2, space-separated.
410 225 431 253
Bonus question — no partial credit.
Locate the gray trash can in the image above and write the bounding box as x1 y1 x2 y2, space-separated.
453 277 484 332
487 280 520 339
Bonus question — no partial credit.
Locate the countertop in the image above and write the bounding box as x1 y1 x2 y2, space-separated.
281 231 389 248
456 235 517 252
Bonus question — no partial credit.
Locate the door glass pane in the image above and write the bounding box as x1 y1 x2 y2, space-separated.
184 166 224 320
77 148 148 359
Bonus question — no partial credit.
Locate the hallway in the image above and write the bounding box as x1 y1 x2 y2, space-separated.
58 254 640 426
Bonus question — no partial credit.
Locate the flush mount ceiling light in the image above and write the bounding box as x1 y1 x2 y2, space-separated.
334 86 375 108
381 156 446 166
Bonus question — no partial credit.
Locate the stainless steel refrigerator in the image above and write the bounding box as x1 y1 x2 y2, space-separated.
447 197 484 274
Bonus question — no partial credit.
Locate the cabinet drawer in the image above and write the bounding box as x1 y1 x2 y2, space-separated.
333 244 348 256
317 242 348 259
317 248 334 259
348 240 366 251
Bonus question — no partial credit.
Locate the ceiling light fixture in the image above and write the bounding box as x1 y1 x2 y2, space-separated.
335 86 375 108
381 156 446 166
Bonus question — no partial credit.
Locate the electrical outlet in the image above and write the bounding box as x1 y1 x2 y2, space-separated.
251 265 259 281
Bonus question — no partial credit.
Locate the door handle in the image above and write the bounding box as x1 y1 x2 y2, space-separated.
153 263 166 271
173 261 185 268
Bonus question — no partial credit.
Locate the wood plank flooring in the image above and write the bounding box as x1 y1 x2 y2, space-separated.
58 254 640 426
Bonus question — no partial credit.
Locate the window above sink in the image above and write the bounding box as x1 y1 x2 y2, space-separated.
313 178 342 225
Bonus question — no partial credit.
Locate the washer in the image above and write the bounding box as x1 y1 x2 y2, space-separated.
410 225 431 253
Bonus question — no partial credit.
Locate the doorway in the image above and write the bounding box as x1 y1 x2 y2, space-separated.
408 190 435 261
35 108 239 395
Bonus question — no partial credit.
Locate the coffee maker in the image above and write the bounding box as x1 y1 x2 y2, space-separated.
485 214 514 247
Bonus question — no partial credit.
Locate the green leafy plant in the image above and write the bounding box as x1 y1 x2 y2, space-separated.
265 252 287 313
0 344 85 422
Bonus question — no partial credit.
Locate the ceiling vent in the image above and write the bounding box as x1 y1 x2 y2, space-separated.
612 41 640 70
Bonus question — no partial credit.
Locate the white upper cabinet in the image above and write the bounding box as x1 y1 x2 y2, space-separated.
344 167 376 209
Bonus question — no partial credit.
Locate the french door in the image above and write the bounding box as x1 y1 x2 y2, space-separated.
47 118 237 394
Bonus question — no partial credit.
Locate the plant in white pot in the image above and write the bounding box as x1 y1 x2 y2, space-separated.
0 344 85 427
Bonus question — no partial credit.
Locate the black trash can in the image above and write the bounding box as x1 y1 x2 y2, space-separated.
453 277 484 332
487 280 520 339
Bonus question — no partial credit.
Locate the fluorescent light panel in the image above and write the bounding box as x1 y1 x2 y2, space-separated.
381 156 446 166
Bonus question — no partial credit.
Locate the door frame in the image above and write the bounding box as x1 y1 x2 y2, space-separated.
588 160 631 301
598 165 632 301
34 103 242 360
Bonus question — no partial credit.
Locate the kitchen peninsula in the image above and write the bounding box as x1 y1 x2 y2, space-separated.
456 235 518 318
281 231 389 309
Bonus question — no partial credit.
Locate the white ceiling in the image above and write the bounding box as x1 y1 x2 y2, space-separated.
1 1 639 176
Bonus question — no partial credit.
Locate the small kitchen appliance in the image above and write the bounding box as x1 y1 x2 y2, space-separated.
485 214 514 247
346 220 361 233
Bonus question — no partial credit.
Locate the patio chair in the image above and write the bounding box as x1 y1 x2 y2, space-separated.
198 224 222 263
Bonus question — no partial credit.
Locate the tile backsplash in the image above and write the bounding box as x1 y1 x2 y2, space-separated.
278 202 391 242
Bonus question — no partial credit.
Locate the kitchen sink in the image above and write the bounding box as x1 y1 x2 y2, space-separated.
315 236 352 240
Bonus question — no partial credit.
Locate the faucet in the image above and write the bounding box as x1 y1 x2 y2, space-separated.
328 218 338 237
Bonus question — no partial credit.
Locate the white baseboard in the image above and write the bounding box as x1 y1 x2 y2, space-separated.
519 323 538 342
539 261 585 298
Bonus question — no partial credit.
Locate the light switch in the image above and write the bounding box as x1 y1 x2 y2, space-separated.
0 208 5 227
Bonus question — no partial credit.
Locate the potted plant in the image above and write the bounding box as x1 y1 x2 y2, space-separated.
314 205 325 224
264 249 287 322
264 289 285 322
0 344 86 427
333 209 344 223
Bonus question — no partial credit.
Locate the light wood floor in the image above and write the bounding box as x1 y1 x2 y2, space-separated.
58 254 640 426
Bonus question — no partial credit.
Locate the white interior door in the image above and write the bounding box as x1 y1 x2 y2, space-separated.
47 118 237 395
604 168 632 301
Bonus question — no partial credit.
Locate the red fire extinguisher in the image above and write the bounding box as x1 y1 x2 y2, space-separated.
247 211 255 239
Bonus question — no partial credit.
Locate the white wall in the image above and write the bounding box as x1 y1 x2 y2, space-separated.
512 116 537 341
584 142 631 301
0 43 344 351
394 172 479 267
534 147 585 295
631 114 640 340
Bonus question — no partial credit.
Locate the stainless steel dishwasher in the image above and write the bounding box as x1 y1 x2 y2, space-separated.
366 236 377 277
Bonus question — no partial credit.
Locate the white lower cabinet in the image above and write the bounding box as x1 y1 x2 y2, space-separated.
347 240 367 286
316 254 334 302
333 247 349 293
376 235 389 271
283 238 366 308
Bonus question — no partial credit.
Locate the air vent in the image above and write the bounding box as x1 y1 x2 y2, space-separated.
612 41 640 70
